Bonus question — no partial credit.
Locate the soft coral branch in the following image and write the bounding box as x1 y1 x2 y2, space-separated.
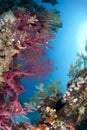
0 6 57 130
3 70 34 95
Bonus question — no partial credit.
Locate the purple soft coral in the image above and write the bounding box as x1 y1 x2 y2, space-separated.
0 7 55 130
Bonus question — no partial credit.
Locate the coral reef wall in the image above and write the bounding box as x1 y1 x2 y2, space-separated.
32 69 87 130
0 0 61 129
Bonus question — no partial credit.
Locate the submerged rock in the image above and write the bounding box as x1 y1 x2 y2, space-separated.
35 69 87 130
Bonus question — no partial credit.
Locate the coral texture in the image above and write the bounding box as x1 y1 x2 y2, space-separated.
33 70 87 130
0 1 61 128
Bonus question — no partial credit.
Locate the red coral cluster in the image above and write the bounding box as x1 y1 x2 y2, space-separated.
0 8 55 130
13 11 53 54
13 9 54 78
0 94 31 130
0 69 33 129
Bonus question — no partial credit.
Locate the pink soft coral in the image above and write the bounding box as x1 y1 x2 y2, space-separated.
0 8 55 130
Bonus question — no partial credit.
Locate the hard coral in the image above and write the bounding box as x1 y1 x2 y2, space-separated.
32 125 49 130
35 69 87 130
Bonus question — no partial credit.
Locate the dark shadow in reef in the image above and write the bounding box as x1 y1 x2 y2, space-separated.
76 119 87 130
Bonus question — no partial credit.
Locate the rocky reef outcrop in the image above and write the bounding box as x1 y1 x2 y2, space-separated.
33 69 87 130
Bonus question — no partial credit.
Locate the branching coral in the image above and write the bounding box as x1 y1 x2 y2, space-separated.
68 42 87 79
44 10 62 33
24 80 62 110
